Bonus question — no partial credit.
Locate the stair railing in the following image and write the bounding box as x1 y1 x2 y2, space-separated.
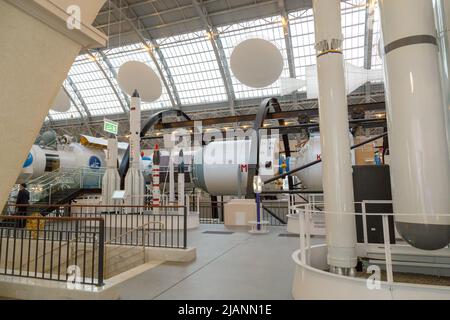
103 220 165 278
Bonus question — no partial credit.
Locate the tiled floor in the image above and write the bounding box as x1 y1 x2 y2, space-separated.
115 224 324 300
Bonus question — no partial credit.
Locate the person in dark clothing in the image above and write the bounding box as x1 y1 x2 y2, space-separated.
16 183 30 228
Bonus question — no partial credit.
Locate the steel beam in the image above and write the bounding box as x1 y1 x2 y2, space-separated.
96 50 131 110
66 76 92 118
363 0 376 102
153 102 386 129
87 52 128 114
62 86 94 136
278 0 299 104
192 0 236 115
109 0 181 108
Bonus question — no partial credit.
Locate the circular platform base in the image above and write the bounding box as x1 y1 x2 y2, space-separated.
291 245 450 300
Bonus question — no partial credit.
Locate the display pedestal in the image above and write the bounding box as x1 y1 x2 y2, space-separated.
224 199 256 226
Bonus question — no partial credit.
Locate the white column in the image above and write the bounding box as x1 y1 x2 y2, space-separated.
380 0 450 250
313 0 357 271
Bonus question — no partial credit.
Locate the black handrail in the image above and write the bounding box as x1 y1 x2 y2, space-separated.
264 132 388 185
262 205 287 224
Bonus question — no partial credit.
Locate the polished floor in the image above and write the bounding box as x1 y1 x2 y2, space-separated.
115 224 324 300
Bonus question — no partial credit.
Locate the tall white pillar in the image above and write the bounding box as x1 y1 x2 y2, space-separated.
380 0 450 250
313 0 357 271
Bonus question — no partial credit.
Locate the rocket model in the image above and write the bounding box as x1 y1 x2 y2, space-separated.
101 138 120 210
177 149 185 215
313 0 356 275
152 144 161 213
124 90 145 211
169 149 175 204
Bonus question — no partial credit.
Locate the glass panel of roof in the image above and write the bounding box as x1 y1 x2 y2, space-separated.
289 9 316 81
371 2 383 69
289 1 384 93
158 31 228 105
67 54 124 116
217 16 290 100
341 1 367 67
102 43 172 110
48 80 89 120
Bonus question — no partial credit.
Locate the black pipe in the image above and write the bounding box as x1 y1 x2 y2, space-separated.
261 190 323 194
264 132 388 185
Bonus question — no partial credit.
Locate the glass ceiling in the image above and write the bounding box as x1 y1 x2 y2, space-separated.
51 0 383 121
159 32 228 105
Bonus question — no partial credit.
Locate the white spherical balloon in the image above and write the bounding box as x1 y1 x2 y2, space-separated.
230 38 284 88
51 87 71 112
118 61 162 103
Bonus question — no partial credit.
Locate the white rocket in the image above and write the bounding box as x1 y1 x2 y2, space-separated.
152 144 161 214
101 138 120 209
379 0 450 250
124 90 145 211
312 0 357 275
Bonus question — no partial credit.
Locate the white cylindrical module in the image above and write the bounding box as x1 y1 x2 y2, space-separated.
125 91 145 209
434 0 450 156
380 0 450 250
18 143 107 183
313 0 357 269
293 133 355 192
102 138 120 208
18 145 46 183
293 134 323 191
193 138 280 196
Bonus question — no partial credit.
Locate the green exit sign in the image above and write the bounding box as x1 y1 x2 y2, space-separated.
104 119 119 135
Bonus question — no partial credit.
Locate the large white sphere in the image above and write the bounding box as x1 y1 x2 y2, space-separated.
230 38 284 88
51 87 71 112
117 61 162 102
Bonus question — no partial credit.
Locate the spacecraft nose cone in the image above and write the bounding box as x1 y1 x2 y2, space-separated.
396 222 450 250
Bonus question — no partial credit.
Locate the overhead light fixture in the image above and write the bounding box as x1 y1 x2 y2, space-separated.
144 44 153 52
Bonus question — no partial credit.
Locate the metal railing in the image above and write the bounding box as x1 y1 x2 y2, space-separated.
4 203 189 250
0 214 105 287
292 202 450 284
103 220 164 278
